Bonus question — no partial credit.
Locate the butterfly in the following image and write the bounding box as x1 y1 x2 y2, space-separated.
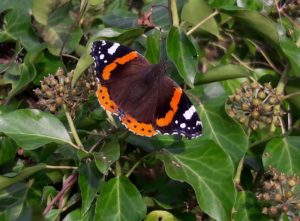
90 40 202 138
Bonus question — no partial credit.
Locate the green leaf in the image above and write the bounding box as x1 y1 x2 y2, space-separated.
166 27 198 87
195 64 250 84
33 51 65 85
145 210 179 221
181 0 220 37
0 0 31 13
0 9 41 52
234 191 268 221
32 0 59 25
157 140 236 221
94 176 146 221
199 96 248 167
0 137 18 166
78 161 102 216
102 9 137 29
263 136 300 176
63 207 94 221
223 9 279 45
0 164 46 190
285 80 300 110
41 3 83 55
145 30 161 64
208 0 235 7
4 63 36 99
280 39 300 77
45 209 61 221
0 183 29 220
94 140 120 174
0 109 73 150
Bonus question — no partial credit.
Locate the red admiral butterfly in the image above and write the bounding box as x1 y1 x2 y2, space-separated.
91 40 202 138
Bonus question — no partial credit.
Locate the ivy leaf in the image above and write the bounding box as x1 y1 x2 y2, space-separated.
234 191 268 221
4 62 36 99
263 136 300 176
199 96 248 167
0 137 18 166
0 9 41 52
79 161 103 216
167 27 198 87
181 0 220 37
41 3 83 55
94 176 146 221
0 183 29 220
145 30 161 64
157 139 236 221
0 109 73 150
93 140 120 174
280 39 300 77
195 64 250 85
222 9 279 45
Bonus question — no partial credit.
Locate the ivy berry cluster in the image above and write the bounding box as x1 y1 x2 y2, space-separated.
34 68 97 115
256 167 300 219
227 81 285 131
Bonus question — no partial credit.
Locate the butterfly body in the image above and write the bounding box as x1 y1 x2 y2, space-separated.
91 40 202 138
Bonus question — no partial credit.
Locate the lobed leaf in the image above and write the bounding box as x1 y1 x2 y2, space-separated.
263 136 300 176
199 96 248 167
158 139 236 221
94 176 146 221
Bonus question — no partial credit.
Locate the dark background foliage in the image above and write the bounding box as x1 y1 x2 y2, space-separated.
0 0 300 220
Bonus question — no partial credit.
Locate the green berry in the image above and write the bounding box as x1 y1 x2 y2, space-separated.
234 95 241 102
242 103 250 111
251 81 259 89
258 91 266 99
263 104 272 112
251 110 260 119
252 98 261 106
45 90 53 98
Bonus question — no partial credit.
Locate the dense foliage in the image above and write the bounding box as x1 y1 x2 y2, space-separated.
0 0 300 220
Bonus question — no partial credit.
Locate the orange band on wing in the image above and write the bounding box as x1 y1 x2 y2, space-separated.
121 114 157 137
96 84 118 113
156 87 182 127
102 51 138 80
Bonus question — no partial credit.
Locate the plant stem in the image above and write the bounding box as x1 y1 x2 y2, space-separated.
125 152 154 178
187 11 219 36
247 39 281 74
45 165 78 170
115 161 122 177
63 104 85 151
43 173 78 215
169 0 179 27
283 91 300 100
212 43 256 81
270 68 288 132
234 157 244 188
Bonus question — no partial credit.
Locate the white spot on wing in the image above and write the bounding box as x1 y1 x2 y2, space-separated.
104 60 107 63
183 106 196 120
175 120 178 124
180 123 186 128
101 40 106 46
108 43 120 55
196 121 202 126
99 54 104 59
